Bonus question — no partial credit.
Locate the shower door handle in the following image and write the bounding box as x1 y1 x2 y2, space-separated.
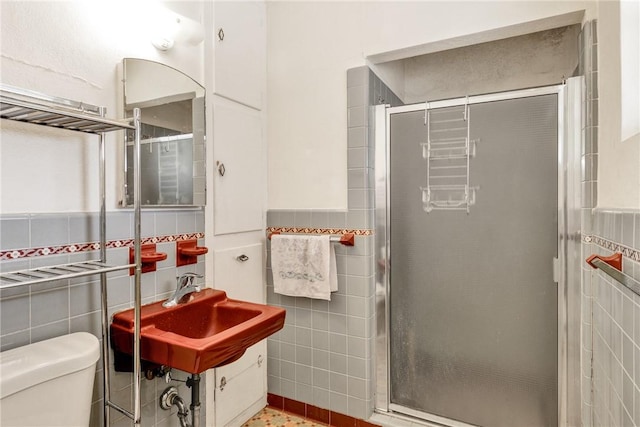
552 257 560 283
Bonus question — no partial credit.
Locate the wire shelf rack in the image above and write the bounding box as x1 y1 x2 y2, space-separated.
1 83 144 425
1 85 134 133
0 261 134 289
422 104 478 213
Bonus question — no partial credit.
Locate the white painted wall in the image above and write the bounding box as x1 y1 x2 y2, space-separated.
619 0 640 143
0 1 205 213
267 2 364 210
2 1 635 213
267 0 592 210
124 59 204 107
596 0 640 208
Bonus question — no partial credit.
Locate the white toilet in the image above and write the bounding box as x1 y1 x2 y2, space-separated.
0 332 100 427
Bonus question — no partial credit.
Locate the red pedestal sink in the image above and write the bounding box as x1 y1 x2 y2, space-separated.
110 288 286 374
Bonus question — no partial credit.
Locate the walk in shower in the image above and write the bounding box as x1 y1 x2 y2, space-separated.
374 79 583 427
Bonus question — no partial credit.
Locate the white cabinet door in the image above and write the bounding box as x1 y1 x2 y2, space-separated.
213 244 266 426
214 0 266 110
213 96 264 235
214 342 266 427
213 243 264 302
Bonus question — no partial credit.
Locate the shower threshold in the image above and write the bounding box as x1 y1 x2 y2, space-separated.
371 408 467 427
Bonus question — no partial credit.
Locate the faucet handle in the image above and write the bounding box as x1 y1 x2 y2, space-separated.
176 272 203 288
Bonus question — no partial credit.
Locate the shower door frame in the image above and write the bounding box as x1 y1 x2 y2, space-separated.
374 78 584 427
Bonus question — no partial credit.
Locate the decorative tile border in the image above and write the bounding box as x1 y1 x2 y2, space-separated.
267 393 380 427
0 232 205 261
267 227 373 236
583 234 640 262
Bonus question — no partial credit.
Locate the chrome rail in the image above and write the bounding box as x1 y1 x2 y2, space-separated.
588 253 640 296
0 261 133 288
0 85 134 133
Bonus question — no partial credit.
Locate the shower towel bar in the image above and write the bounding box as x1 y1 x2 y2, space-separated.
587 252 640 296
268 231 355 246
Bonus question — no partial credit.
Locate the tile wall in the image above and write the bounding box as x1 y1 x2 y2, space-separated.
579 18 640 427
579 20 599 211
0 209 206 426
579 19 598 427
587 210 640 427
265 67 402 420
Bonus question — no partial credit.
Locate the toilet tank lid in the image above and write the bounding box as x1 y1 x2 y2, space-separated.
0 332 100 399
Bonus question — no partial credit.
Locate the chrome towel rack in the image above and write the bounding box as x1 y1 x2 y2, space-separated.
268 231 355 246
0 261 132 288
587 252 640 296
1 84 143 426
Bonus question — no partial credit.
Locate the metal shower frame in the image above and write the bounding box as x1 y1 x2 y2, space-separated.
373 78 584 427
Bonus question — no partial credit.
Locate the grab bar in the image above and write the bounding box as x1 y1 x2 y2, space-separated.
587 252 640 296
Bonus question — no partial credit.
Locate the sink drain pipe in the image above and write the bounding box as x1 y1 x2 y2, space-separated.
188 374 201 427
160 374 201 427
160 386 189 427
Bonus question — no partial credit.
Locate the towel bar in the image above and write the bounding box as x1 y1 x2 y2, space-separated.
587 252 640 296
268 232 355 246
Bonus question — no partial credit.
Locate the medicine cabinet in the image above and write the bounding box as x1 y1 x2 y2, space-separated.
121 58 206 207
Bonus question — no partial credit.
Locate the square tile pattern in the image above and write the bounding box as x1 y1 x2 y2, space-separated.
0 209 206 426
586 209 640 427
264 394 381 427
265 67 404 420
244 407 327 427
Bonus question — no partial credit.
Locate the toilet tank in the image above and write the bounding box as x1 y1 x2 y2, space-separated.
0 332 100 427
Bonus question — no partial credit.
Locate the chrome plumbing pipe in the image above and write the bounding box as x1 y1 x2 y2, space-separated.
160 373 200 427
160 387 190 427
190 374 201 427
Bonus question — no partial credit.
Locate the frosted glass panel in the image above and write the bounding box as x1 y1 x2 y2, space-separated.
389 95 558 427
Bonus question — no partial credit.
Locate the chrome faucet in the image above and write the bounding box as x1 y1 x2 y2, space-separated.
163 273 203 307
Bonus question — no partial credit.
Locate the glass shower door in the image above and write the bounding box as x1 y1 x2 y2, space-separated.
388 95 558 427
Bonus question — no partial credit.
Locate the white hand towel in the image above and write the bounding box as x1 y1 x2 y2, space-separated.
271 234 338 300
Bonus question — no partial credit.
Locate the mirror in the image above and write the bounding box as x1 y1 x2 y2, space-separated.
122 58 205 207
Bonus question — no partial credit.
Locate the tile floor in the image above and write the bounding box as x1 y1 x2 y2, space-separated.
243 407 328 426
243 405 434 427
